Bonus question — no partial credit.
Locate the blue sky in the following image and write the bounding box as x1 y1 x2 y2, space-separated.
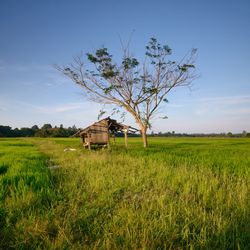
0 0 249 133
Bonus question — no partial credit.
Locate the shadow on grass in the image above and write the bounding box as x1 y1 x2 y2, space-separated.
205 212 250 250
0 165 8 175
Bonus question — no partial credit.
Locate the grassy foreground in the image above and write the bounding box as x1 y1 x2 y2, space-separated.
0 137 249 249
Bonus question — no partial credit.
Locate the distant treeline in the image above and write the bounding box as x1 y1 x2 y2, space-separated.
109 131 250 138
0 124 249 138
148 131 250 138
0 124 79 137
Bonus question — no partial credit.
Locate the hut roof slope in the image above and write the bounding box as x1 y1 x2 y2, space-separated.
73 117 139 137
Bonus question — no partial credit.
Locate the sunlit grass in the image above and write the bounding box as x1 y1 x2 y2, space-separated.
0 139 55 249
0 137 249 249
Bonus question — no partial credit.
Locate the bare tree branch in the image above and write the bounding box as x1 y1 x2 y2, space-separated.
56 38 198 147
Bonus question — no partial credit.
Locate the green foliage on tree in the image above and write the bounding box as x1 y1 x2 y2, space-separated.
57 37 198 147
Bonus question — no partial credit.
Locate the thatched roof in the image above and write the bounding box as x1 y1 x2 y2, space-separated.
73 117 139 137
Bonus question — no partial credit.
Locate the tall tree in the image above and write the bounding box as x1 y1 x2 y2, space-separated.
57 38 197 147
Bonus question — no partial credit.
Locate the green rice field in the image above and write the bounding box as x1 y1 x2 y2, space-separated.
0 137 249 249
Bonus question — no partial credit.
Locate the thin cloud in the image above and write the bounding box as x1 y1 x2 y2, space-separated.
192 94 250 117
223 108 250 115
167 103 185 108
0 107 7 111
0 62 70 89
36 102 86 114
0 97 87 114
199 95 250 105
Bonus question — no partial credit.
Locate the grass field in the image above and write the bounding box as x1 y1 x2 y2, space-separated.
0 137 249 249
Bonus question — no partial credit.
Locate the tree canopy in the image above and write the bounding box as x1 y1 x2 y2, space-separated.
57 38 198 147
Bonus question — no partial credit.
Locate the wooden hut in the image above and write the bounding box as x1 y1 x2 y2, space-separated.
74 117 138 149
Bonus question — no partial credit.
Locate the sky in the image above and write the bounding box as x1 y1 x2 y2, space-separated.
0 0 249 133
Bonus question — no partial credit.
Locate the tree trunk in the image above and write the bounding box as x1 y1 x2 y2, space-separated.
124 130 128 148
129 111 148 148
141 127 148 148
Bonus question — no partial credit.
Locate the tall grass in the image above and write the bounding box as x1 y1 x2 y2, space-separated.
0 139 54 249
0 137 249 249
